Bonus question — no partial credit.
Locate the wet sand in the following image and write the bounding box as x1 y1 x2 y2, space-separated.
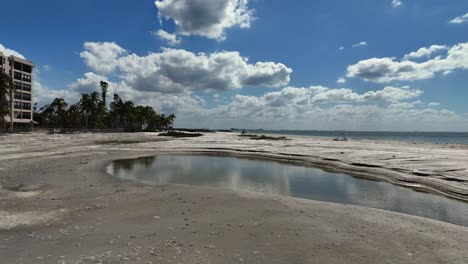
1 132 468 263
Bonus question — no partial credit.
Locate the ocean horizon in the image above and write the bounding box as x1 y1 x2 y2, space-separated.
242 130 468 145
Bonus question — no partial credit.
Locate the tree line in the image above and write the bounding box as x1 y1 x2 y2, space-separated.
0 73 10 130
0 74 176 132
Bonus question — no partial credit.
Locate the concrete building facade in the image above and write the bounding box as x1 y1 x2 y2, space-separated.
0 51 35 128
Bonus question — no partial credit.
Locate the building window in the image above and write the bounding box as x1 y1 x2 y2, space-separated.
22 83 31 92
14 111 22 119
22 102 31 110
14 62 22 70
14 72 22 80
22 93 31 101
23 65 32 73
14 91 22 100
22 74 31 83
14 101 22 109
22 112 31 119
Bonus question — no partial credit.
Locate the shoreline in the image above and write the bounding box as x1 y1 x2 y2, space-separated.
248 130 468 145
1 132 468 263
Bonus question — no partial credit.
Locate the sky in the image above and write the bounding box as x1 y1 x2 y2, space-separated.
1 0 468 131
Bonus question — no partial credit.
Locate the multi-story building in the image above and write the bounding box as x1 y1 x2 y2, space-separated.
0 51 35 129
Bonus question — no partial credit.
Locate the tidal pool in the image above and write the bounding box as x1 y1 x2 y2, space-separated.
108 154 468 227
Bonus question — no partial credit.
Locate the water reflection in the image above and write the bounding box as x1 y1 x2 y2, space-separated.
109 155 468 227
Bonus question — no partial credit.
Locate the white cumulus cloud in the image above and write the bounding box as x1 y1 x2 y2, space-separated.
449 12 468 24
155 29 181 46
259 85 422 108
336 77 346 84
191 86 465 131
33 81 80 108
391 0 403 8
352 41 368 48
79 42 292 93
402 45 448 60
155 0 254 41
80 42 127 75
347 42 468 83
0 43 25 59
388 101 422 109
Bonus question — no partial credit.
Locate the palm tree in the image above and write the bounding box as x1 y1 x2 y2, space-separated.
78 92 101 130
100 81 109 108
0 72 11 131
78 94 91 130
142 106 157 131
121 100 136 131
159 114 176 130
133 105 146 132
64 105 81 129
41 98 68 127
166 114 176 130
109 94 124 128
33 91 177 133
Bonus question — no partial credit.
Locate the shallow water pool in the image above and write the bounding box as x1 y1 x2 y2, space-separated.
108 154 468 227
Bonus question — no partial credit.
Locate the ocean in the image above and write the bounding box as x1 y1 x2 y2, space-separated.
246 130 468 145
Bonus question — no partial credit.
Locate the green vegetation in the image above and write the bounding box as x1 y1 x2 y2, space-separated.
33 81 176 132
159 131 203 138
239 134 289 140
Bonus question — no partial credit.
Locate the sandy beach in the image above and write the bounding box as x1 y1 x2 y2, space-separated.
1 131 468 263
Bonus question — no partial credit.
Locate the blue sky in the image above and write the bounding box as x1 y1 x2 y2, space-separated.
1 0 468 131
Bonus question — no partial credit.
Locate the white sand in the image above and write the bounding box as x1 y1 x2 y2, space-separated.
1 131 468 263
1 131 467 200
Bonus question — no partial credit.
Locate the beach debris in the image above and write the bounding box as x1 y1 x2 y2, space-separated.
159 131 203 138
239 134 289 140
205 245 216 249
333 136 348 141
85 203 108 210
